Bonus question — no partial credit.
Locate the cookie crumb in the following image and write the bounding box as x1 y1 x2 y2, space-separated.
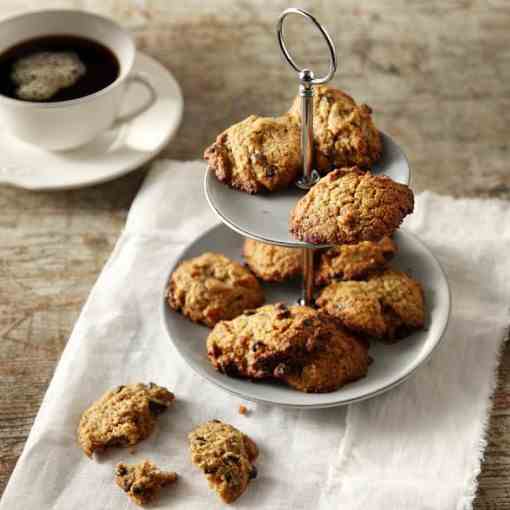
239 405 248 415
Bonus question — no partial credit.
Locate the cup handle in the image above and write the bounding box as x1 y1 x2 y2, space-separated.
115 71 157 125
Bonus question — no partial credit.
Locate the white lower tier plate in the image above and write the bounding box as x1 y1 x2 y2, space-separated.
205 132 410 248
161 224 450 409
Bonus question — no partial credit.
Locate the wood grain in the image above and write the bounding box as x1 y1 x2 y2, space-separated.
0 1 509 507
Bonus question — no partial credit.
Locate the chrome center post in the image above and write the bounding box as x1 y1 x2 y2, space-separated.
277 8 337 306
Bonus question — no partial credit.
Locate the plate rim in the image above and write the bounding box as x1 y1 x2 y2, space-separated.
204 131 410 249
0 52 183 191
160 223 451 409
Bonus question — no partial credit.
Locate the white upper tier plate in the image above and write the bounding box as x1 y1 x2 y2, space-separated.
0 52 183 190
205 132 410 248
160 224 450 409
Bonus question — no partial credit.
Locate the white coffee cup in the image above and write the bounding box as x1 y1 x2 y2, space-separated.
0 9 152 151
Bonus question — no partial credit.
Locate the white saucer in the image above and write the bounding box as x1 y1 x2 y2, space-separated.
0 52 183 190
161 224 451 409
205 132 410 248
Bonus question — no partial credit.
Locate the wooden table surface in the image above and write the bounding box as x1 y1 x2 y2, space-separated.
1 1 509 507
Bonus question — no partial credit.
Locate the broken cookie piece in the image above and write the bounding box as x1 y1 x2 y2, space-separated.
189 420 258 503
78 382 175 457
115 460 177 506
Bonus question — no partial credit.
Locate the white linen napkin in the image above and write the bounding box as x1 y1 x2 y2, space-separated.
1 160 508 510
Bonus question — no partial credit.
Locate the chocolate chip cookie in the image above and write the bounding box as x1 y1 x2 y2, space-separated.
278 324 369 393
289 167 414 245
207 303 329 379
77 383 175 457
115 460 177 506
242 238 302 282
315 236 397 286
316 269 425 341
167 252 264 328
288 85 382 173
204 114 301 193
189 420 258 503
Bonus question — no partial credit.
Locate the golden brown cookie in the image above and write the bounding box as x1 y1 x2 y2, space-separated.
204 114 301 194
167 252 264 328
278 325 369 393
207 303 329 379
189 420 258 503
289 167 414 245
78 383 175 457
316 269 425 341
115 460 177 506
315 236 397 286
242 238 302 282
288 85 382 173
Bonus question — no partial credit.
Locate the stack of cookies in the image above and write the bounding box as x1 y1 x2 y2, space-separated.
166 85 425 395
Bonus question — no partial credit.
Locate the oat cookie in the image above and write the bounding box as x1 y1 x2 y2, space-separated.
278 324 369 393
315 236 397 286
289 167 414 245
207 303 330 379
167 252 264 328
189 420 258 503
115 460 177 506
316 269 425 341
78 383 175 457
242 239 302 282
288 85 382 173
204 114 301 193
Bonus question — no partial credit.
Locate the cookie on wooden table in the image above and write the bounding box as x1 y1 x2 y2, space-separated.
315 236 397 286
242 238 302 282
78 383 175 457
289 167 414 245
167 252 264 328
207 303 328 379
115 460 177 506
288 85 382 173
189 420 258 503
204 114 301 194
316 269 425 341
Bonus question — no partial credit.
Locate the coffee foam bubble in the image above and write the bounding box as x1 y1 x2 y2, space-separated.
11 51 86 101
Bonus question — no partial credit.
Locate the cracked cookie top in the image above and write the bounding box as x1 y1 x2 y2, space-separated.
167 252 264 328
289 167 414 245
204 114 301 194
288 85 382 173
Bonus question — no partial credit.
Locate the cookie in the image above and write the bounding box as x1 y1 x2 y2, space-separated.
315 236 397 286
288 85 382 173
78 383 175 457
316 269 425 341
115 460 177 506
167 252 264 328
204 114 301 194
242 238 302 282
207 303 329 379
189 420 258 503
278 324 369 393
289 167 414 245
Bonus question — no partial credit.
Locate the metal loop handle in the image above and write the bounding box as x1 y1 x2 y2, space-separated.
277 8 337 85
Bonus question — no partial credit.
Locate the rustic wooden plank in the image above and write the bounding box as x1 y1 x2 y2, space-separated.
0 1 509 507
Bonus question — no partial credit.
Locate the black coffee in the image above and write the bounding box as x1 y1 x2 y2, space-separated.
0 34 120 102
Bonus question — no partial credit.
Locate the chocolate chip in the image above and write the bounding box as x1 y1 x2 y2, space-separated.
212 419 221 423
252 341 265 352
148 400 168 415
274 363 289 377
116 465 128 476
131 484 143 495
249 466 258 480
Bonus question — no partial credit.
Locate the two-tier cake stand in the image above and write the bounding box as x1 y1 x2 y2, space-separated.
162 9 450 408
